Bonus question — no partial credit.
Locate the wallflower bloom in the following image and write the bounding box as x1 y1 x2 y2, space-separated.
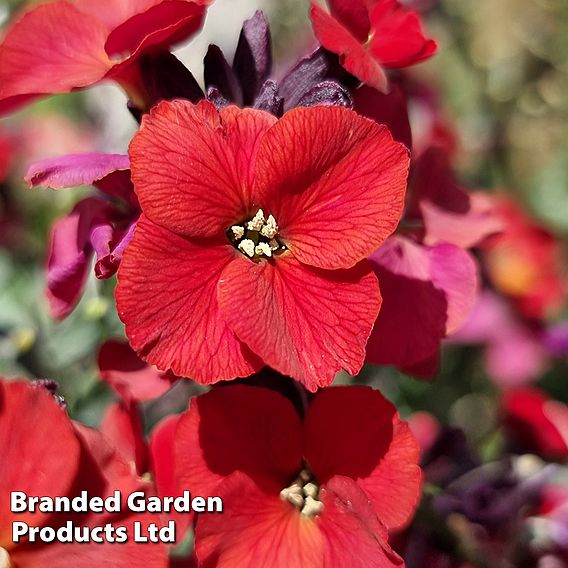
0 0 212 114
482 197 567 320
116 100 409 389
0 378 167 567
172 385 421 567
310 0 437 92
502 388 568 460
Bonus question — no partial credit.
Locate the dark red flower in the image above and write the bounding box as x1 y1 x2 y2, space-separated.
171 385 421 566
0 378 167 567
116 100 409 390
502 388 568 460
0 0 212 114
310 0 437 92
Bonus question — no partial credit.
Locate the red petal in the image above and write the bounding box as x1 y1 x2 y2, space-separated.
218 255 381 391
353 83 412 151
129 100 276 238
116 215 261 383
310 2 388 91
100 401 148 475
149 415 192 535
105 1 206 60
304 387 421 531
328 0 371 41
320 476 403 567
72 423 142 498
367 236 478 377
175 385 302 498
98 339 175 402
195 472 323 568
255 106 409 270
0 380 80 549
0 2 111 114
77 0 179 29
368 0 437 68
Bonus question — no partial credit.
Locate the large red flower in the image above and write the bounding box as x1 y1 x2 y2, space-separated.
0 0 212 114
0 378 167 567
310 0 437 92
172 385 421 567
116 100 409 390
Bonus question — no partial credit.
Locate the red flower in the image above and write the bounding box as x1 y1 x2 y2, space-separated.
171 385 421 567
502 388 568 460
482 197 567 320
310 0 437 92
0 378 167 567
0 0 212 114
97 338 176 475
116 100 409 390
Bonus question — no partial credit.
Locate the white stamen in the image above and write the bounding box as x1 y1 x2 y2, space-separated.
280 487 305 509
287 484 303 495
230 225 245 240
303 482 319 499
301 496 324 517
261 214 278 238
255 242 272 258
246 209 265 231
238 239 255 258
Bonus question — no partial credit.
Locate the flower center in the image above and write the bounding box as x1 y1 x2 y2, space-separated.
279 468 324 518
227 209 286 260
0 547 12 568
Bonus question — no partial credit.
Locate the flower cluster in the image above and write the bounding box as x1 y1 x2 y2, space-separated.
0 0 566 567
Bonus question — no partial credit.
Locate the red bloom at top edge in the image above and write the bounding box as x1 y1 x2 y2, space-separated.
172 384 421 567
0 378 168 567
0 0 212 114
310 0 437 92
116 100 409 390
